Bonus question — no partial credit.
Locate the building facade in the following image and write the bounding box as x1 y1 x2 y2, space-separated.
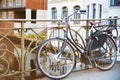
48 0 120 22
84 0 120 19
48 0 85 24
48 0 120 48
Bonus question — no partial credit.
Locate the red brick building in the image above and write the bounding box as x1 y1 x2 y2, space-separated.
0 0 48 34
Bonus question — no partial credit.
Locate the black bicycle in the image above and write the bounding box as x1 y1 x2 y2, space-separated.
36 9 117 79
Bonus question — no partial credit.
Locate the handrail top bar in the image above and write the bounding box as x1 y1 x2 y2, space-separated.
0 18 120 22
0 19 58 22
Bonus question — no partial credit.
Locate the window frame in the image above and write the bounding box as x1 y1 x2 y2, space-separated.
51 7 57 20
74 5 80 24
87 5 89 19
51 7 57 23
62 6 68 19
110 0 120 6
99 4 102 19
92 4 96 19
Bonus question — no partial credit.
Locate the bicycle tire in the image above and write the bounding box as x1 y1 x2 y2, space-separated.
91 35 117 71
36 38 76 79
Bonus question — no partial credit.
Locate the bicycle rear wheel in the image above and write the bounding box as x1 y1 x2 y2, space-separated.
91 35 117 71
36 38 75 79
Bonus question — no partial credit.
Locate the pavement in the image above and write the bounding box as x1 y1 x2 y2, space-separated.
39 61 120 80
38 53 120 80
64 62 120 80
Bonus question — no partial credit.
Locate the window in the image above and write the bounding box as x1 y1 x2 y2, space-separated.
7 0 13 7
74 5 80 24
8 11 14 19
51 7 57 23
92 4 96 19
14 0 21 7
52 7 57 20
1 0 6 8
99 4 102 19
2 11 7 19
110 0 120 6
62 7 68 19
31 10 36 23
87 5 89 19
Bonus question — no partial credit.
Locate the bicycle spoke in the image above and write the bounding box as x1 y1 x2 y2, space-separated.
37 38 75 79
92 36 117 70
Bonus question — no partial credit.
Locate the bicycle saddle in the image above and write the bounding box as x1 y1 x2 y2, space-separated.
89 22 100 25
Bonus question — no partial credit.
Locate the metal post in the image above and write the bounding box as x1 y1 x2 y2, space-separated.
58 21 60 37
85 20 90 69
21 21 25 80
86 20 89 47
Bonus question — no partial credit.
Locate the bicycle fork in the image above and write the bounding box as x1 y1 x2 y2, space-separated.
54 21 70 62
54 39 67 62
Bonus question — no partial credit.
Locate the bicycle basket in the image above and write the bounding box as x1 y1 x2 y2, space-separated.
91 34 107 50
95 20 117 32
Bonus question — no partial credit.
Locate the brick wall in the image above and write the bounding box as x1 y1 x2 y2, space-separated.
26 0 48 10
0 21 14 35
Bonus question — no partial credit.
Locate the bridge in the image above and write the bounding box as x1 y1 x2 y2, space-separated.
0 18 120 80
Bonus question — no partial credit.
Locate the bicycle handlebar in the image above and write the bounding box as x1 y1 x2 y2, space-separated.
65 9 86 19
61 9 86 24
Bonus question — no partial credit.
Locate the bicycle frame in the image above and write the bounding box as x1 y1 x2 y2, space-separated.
58 18 89 59
58 16 116 63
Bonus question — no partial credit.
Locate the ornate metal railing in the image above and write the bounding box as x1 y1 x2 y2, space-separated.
0 18 120 79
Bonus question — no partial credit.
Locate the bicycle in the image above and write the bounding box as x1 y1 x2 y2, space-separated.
36 9 117 79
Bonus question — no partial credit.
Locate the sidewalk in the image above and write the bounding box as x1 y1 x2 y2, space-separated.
40 61 120 80
32 52 120 80
64 62 120 80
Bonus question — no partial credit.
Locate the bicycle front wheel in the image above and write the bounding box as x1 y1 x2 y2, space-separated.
36 38 75 79
91 35 117 71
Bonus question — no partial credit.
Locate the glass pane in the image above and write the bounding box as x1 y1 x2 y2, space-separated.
52 7 57 19
62 7 68 19
7 0 13 7
8 11 14 19
74 6 80 24
2 12 7 19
